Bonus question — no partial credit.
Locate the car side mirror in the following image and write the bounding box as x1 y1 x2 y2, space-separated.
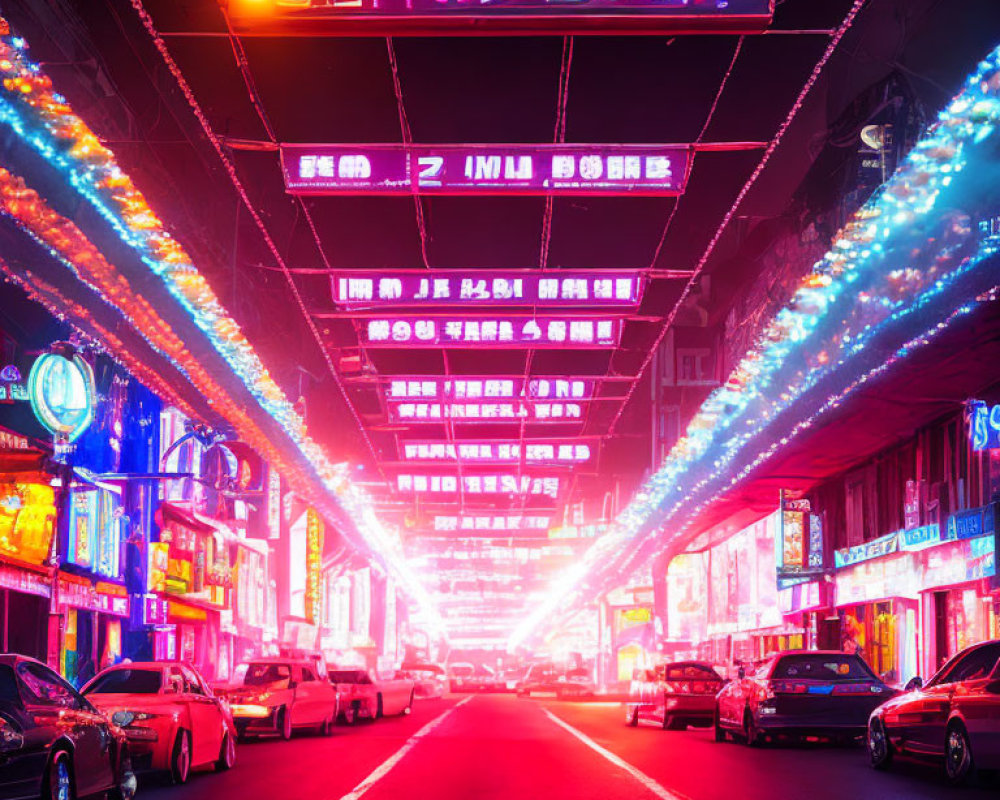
904 676 923 691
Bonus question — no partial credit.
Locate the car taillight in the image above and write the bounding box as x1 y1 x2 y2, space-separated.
772 681 809 695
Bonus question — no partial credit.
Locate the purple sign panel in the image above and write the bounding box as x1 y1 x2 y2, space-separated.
387 376 594 401
388 399 586 423
401 440 593 465
281 144 689 196
363 316 620 348
333 271 642 308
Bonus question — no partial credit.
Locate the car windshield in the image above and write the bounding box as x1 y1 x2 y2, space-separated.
0 664 18 704
663 664 722 681
84 668 162 695
931 642 1000 686
243 664 291 687
772 654 876 682
329 670 371 684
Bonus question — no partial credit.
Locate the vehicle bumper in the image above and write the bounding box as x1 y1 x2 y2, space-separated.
233 708 280 735
755 715 867 736
662 696 716 722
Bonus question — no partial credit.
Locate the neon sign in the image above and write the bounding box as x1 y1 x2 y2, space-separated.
364 317 620 347
388 400 583 422
397 474 560 498
281 145 689 196
387 377 592 400
970 400 1000 450
334 271 642 308
433 515 552 533
27 351 95 443
401 441 591 465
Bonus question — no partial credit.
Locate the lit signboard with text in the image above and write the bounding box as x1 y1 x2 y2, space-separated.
397 473 560 498
432 514 552 534
364 317 620 348
388 400 583 423
282 144 689 196
401 440 592 465
235 0 772 36
334 271 642 308
970 400 1000 450
387 377 592 401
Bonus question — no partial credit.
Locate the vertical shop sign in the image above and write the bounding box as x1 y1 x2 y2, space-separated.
68 491 96 568
305 509 324 625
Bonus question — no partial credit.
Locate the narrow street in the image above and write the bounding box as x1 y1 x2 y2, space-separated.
138 696 993 800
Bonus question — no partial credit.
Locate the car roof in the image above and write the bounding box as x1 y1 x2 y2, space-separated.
0 653 44 668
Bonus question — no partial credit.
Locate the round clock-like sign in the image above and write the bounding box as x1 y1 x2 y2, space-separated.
27 352 95 442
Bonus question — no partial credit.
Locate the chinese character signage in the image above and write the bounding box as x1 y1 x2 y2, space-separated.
282 145 689 196
431 514 552 534
397 473 561 499
401 440 591 465
235 0 772 35
970 400 1000 450
333 271 642 308
387 377 592 401
363 317 620 348
388 400 583 423
305 509 324 626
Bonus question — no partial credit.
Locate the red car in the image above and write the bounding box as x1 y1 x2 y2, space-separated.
84 661 237 784
868 639 1000 784
328 668 415 723
715 650 895 745
626 661 725 730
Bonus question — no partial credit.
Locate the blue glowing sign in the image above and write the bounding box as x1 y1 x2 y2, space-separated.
970 400 1000 450
27 352 95 442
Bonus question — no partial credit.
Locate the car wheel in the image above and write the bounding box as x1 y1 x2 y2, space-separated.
376 694 384 720
217 731 236 771
45 750 75 800
170 730 191 785
625 704 639 727
744 709 763 748
279 707 293 741
945 721 975 785
320 714 335 736
343 702 359 725
867 718 892 770
403 692 414 716
109 746 137 800
713 706 727 743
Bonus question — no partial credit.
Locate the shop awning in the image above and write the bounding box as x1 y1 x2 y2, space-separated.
156 502 217 536
0 450 47 475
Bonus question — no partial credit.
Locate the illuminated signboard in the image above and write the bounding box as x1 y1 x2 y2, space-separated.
970 400 1000 450
364 317 620 348
282 145 689 196
397 474 560 499
432 514 552 533
305 508 324 626
235 1 773 37
387 377 592 400
27 351 95 443
401 441 591 465
388 400 583 423
333 271 642 308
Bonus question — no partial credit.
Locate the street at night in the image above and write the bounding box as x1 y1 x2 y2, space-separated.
5 0 1000 798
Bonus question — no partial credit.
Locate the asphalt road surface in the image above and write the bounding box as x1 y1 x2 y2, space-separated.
138 694 996 800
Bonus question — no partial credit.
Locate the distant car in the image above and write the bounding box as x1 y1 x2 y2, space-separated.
84 661 236 783
217 658 338 741
715 650 895 746
446 662 478 692
400 663 448 698
626 661 725 730
517 664 596 699
0 654 136 800
329 668 415 723
867 639 1000 784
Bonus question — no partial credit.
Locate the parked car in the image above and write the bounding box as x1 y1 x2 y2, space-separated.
715 650 895 746
446 662 479 692
626 661 725 730
0 654 136 800
399 663 448 698
867 639 1000 784
217 658 338 741
83 661 236 784
517 663 596 699
328 668 415 723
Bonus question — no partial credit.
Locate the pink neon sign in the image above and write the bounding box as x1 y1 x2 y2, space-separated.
387 377 593 401
364 317 620 348
401 441 592 464
397 473 560 498
433 515 552 534
281 145 689 196
333 271 642 308
387 400 584 423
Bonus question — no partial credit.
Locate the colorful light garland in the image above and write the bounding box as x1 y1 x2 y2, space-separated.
0 26 443 635
511 43 1000 650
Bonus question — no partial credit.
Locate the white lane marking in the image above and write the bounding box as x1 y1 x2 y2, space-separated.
337 696 473 800
542 708 692 800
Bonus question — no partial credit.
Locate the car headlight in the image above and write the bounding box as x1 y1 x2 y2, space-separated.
230 704 272 718
111 711 157 727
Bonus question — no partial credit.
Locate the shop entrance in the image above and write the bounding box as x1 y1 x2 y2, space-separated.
2 588 48 661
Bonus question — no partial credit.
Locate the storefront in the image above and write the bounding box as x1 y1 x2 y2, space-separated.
56 573 129 686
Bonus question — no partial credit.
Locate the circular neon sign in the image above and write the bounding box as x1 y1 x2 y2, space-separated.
27 352 96 442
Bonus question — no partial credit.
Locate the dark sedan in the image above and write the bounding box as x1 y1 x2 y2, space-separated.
0 653 136 800
868 639 1000 785
715 650 896 746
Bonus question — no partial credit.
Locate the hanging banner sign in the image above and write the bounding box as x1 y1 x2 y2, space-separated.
387 400 584 423
363 316 620 348
234 0 772 36
333 271 642 308
969 400 1000 450
397 473 561 499
387 376 593 401
401 440 592 465
432 514 552 534
281 144 689 196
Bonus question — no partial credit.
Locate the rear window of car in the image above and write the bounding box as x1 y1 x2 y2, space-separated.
0 664 18 704
772 654 875 682
329 670 370 684
243 664 291 687
85 669 162 694
663 664 722 681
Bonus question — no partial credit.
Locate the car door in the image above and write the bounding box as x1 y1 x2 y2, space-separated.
298 665 324 724
18 662 113 796
182 666 223 766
